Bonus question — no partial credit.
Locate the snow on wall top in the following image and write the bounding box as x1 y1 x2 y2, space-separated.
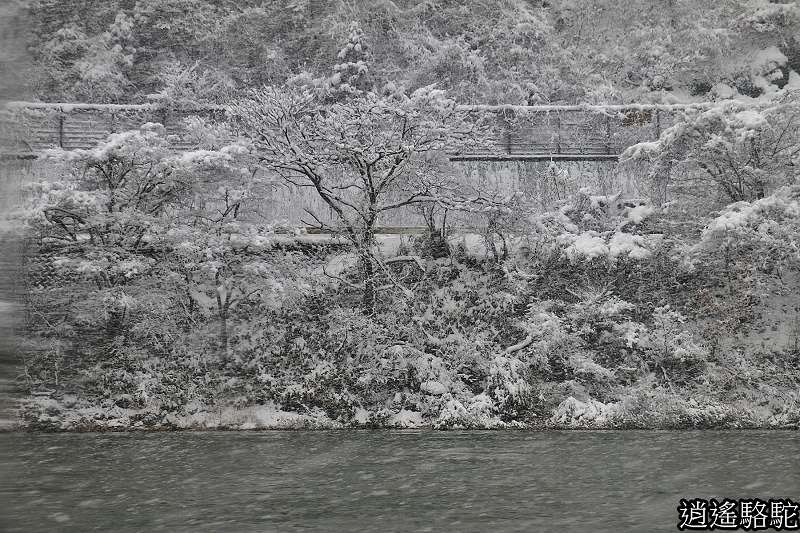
0 100 767 158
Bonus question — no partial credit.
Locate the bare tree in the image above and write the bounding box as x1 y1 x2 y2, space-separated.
227 85 493 312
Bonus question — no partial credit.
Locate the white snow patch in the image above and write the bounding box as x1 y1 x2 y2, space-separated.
734 109 768 130
21 397 341 430
353 408 370 424
388 409 425 428
786 70 800 90
318 253 358 278
449 233 487 258
565 232 609 260
621 140 661 160
563 229 661 262
711 83 737 100
627 204 654 224
608 232 652 260
435 397 471 428
420 380 448 395
752 46 788 71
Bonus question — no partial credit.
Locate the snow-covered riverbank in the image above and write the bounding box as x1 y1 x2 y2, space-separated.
14 393 800 432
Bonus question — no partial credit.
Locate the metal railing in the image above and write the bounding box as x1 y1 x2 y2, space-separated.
0 101 719 161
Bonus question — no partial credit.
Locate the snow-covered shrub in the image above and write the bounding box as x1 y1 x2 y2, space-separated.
409 353 459 397
433 393 507 429
147 61 236 108
608 375 695 428
611 380 761 429
503 296 631 405
678 185 800 345
357 345 466 418
524 190 665 266
623 97 800 206
567 354 616 393
434 395 473 429
550 396 616 428
638 306 709 387
562 290 646 372
409 263 517 385
695 184 800 277
562 230 661 263
34 14 137 101
277 360 359 422
485 355 533 420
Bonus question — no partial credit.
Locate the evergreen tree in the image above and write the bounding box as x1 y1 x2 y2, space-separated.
327 21 372 97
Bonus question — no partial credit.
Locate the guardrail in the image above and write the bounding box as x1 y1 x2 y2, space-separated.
0 101 718 161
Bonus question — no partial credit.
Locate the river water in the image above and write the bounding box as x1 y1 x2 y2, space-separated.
1 430 798 532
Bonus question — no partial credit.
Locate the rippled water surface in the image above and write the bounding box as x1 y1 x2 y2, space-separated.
1 430 798 532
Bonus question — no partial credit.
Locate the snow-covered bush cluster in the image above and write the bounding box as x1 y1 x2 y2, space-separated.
622 95 800 206
20 124 800 430
15 57 800 430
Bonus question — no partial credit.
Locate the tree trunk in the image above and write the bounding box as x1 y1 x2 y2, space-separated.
754 178 766 200
362 258 375 313
219 311 229 359
215 271 232 359
360 228 376 314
